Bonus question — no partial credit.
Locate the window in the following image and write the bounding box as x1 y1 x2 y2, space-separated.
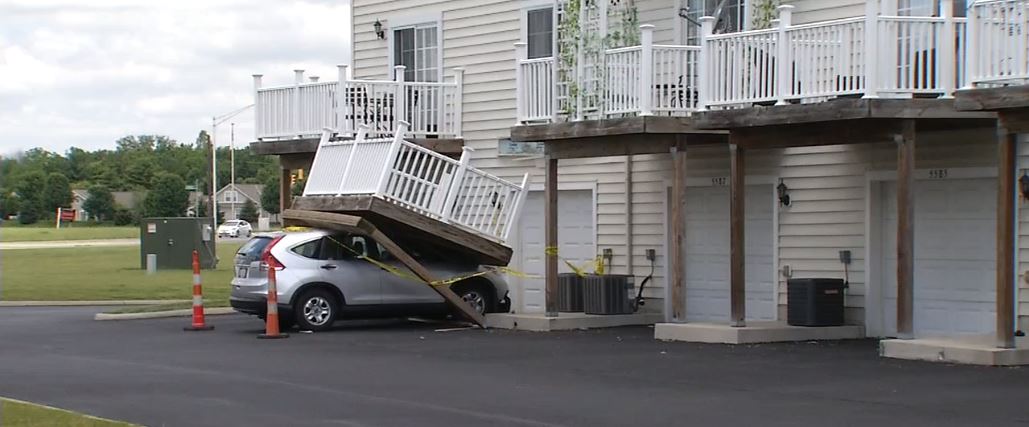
319 233 373 260
393 24 439 82
291 239 322 259
681 0 745 45
224 190 238 203
526 7 554 59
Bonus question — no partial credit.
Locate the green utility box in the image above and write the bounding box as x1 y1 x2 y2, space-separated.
139 217 217 270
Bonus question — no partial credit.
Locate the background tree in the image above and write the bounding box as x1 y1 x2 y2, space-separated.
239 199 259 223
143 173 188 218
82 184 115 221
0 189 20 219
14 171 46 224
260 177 281 217
43 172 73 212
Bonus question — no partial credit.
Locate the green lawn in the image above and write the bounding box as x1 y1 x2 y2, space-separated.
0 244 242 302
1 397 137 426
0 226 139 242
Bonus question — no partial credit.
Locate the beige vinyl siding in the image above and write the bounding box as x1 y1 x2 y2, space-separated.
785 0 866 24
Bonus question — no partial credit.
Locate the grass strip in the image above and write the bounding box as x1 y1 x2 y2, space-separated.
1 397 138 426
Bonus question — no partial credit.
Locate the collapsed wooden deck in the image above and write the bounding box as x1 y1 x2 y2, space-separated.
281 208 489 327
290 195 513 266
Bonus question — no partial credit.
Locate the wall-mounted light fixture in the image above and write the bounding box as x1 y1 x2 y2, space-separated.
373 20 385 40
1020 171 1029 202
777 178 791 207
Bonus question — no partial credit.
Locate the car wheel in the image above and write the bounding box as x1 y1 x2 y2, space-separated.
294 288 339 332
453 282 495 316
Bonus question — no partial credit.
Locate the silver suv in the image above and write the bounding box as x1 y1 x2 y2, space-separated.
230 229 511 331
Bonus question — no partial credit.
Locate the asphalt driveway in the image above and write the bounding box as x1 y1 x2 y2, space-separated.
0 307 1027 426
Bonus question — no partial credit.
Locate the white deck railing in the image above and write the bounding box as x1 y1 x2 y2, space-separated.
255 66 464 141
516 0 1022 123
303 123 528 243
968 0 1029 85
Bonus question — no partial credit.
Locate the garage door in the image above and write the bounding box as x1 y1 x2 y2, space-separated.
881 179 996 337
512 190 595 313
681 185 775 322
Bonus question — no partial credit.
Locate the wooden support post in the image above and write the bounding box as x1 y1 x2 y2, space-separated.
729 143 746 327
670 145 687 322
369 228 487 327
996 122 1016 349
280 167 291 215
896 120 916 339
545 155 559 317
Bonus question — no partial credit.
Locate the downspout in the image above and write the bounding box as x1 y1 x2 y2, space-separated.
625 155 633 275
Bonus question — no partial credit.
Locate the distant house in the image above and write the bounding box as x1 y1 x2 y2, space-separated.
71 189 144 221
215 183 269 222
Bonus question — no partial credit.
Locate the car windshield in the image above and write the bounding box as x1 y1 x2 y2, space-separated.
222 221 240 226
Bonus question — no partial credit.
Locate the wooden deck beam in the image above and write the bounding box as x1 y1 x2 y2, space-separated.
729 143 746 327
955 85 1029 112
511 116 726 143
896 120 916 339
670 146 687 322
694 98 995 130
280 209 486 327
996 123 1017 349
545 156 559 317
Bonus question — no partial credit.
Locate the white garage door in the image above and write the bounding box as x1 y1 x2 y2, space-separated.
681 185 776 323
512 190 595 313
881 179 996 337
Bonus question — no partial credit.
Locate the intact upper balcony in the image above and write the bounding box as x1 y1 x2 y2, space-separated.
516 0 1029 124
253 66 464 141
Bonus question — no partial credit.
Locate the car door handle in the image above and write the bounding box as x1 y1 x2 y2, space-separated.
320 264 338 270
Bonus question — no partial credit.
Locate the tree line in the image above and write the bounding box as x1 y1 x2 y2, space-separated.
0 132 280 225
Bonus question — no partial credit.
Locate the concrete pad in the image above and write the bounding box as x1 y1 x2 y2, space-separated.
654 321 865 344
880 335 1029 366
485 312 663 331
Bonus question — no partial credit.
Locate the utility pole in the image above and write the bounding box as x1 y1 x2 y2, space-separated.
209 104 253 226
231 122 236 221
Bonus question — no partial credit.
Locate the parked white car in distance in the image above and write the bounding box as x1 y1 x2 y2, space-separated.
218 220 252 238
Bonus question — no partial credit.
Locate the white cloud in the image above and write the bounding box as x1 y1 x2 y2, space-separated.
0 0 351 154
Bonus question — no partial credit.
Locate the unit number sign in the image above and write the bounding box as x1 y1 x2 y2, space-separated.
927 168 949 179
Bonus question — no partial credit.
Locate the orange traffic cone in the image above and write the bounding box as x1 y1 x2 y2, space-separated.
257 258 288 339
184 250 214 331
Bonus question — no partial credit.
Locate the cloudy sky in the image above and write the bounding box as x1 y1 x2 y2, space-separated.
0 0 351 155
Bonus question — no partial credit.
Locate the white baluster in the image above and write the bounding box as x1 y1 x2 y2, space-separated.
252 74 263 139
863 1 879 98
698 16 715 111
453 68 464 138
640 25 655 116
940 0 956 97
964 2 979 88
503 173 530 241
776 5 794 105
293 69 304 137
515 43 527 124
337 125 368 195
394 65 407 137
376 121 409 197
337 65 348 136
441 146 473 223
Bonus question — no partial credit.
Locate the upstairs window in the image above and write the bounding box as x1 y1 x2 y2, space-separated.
526 7 554 59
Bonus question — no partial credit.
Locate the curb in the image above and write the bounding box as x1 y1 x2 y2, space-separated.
94 307 236 321
0 300 188 307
